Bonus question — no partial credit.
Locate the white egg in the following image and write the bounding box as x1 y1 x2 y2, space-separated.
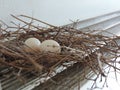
24 38 41 52
40 40 61 53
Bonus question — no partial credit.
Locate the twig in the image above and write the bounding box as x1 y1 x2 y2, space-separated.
20 15 57 27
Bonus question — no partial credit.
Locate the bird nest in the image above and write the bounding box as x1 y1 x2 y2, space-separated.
0 15 120 89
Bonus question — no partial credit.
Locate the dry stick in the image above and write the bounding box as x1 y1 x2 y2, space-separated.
27 17 34 31
11 15 41 30
0 42 43 71
104 60 120 71
49 55 71 71
0 49 23 58
103 66 111 87
53 28 62 39
97 53 105 76
0 44 25 58
86 54 99 75
0 58 31 70
10 21 28 33
0 20 9 27
20 15 56 28
79 37 118 76
108 39 119 81
19 49 43 72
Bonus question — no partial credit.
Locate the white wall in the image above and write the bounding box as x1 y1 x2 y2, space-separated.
0 0 120 26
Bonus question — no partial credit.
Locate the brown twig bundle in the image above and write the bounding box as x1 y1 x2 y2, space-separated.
0 15 120 89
